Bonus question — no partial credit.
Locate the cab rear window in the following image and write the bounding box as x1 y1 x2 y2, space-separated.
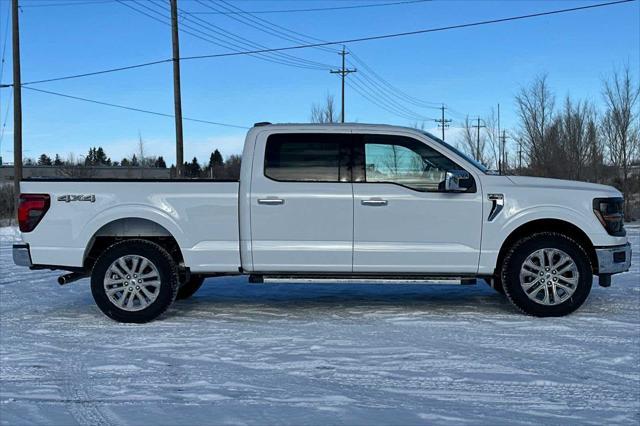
264 133 350 182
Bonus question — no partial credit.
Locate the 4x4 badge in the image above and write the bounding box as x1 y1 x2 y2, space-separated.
57 194 95 203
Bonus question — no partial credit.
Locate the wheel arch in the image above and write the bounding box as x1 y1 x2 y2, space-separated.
83 218 184 271
495 219 598 275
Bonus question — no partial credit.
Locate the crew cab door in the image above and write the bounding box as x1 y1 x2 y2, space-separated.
352 133 483 274
249 132 353 272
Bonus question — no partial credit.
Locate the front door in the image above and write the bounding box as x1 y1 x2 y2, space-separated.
352 133 483 274
250 132 353 272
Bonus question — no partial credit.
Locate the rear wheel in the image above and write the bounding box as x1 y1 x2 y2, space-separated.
501 232 592 317
91 239 179 323
176 275 205 300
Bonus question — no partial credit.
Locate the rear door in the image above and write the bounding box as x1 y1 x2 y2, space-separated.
352 133 483 274
249 132 354 272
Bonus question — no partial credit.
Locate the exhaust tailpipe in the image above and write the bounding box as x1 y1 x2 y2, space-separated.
58 272 87 286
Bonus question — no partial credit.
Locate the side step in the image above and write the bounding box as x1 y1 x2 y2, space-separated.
249 274 477 285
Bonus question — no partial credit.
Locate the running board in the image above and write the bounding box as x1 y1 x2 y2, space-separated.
249 274 477 285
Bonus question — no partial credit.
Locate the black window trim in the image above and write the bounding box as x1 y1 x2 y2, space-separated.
261 131 476 193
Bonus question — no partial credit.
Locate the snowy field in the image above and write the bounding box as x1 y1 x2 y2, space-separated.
1 227 639 426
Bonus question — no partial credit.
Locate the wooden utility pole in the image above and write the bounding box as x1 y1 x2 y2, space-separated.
499 130 510 175
473 117 486 162
12 0 22 198
434 104 451 141
170 0 184 177
330 46 356 123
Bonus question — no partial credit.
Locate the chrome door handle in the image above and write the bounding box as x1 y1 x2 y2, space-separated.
258 198 284 205
361 198 388 206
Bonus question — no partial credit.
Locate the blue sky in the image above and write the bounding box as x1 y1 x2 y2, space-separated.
0 0 638 165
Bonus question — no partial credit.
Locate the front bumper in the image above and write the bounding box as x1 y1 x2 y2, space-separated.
596 243 631 275
12 244 32 267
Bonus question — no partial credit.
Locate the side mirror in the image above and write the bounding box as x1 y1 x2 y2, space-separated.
444 170 470 192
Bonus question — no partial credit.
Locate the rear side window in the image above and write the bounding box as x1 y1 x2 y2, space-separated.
264 133 350 182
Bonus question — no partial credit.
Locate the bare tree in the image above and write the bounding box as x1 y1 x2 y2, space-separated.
515 74 556 175
311 93 338 123
559 97 598 181
57 152 95 178
460 116 489 166
484 108 500 170
601 65 640 217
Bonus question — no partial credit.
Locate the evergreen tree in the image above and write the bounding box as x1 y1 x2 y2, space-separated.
121 158 131 167
208 150 224 168
155 156 167 168
38 154 52 166
53 154 63 166
131 154 139 167
95 147 109 165
189 157 201 177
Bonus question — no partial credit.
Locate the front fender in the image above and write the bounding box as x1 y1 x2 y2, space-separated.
478 205 621 275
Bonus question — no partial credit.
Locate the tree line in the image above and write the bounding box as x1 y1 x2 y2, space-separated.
21 140 242 180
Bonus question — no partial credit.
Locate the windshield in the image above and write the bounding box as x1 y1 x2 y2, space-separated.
420 131 490 174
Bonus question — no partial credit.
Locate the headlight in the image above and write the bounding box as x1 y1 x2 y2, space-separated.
593 197 625 236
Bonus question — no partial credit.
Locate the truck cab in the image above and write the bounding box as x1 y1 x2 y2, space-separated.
13 123 632 322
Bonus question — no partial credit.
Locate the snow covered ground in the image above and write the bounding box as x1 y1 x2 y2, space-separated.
1 227 639 426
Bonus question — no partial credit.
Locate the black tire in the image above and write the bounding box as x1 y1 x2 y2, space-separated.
488 275 506 295
501 232 592 317
91 239 180 323
176 275 205 300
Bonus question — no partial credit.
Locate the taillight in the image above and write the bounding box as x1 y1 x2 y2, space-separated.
18 194 50 232
593 197 625 237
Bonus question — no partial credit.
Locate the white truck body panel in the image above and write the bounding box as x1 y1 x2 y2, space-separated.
18 181 241 272
16 123 629 278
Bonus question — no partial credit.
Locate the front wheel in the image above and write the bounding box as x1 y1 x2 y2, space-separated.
91 239 180 323
176 275 205 300
501 232 592 317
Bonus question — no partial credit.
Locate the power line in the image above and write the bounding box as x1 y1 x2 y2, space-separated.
347 78 430 123
16 0 115 8
1 0 633 88
195 0 338 54
119 0 332 70
348 51 441 109
22 86 249 129
189 0 432 15
1 58 173 87
169 1 333 69
350 72 434 121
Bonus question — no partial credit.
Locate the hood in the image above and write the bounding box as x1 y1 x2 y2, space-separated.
506 176 621 195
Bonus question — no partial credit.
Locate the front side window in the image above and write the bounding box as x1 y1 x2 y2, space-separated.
361 135 473 192
264 133 350 182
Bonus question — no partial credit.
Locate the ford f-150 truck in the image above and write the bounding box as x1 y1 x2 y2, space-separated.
12 123 632 322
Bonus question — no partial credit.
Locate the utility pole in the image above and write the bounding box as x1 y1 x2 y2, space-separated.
497 103 500 172
499 130 510 175
517 141 523 170
330 46 356 123
170 0 184 177
472 117 486 162
12 0 22 199
434 104 452 141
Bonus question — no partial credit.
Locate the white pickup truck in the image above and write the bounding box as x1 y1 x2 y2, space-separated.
13 123 631 322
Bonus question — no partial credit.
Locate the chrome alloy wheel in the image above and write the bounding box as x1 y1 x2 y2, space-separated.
519 248 579 306
103 255 161 311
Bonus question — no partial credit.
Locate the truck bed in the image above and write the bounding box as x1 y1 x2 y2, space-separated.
19 180 241 272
